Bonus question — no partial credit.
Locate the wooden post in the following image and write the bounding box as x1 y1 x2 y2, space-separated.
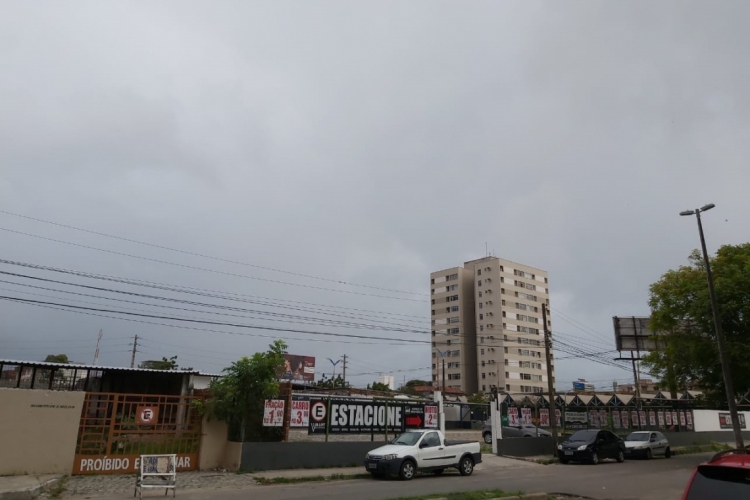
280 382 293 442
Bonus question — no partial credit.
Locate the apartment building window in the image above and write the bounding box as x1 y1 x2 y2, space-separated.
506 384 511 391
449 284 458 291
482 385 486 392
501 288 505 294
505 372 509 378
481 361 485 367
479 314 483 320
448 317 459 323
451 306 459 312
431 278 435 284
450 350 460 356
432 364 436 370
432 310 436 315
478 302 483 309
532 375 542 382
447 340 451 345
482 373 486 379
448 273 458 280
521 373 531 380
478 291 482 298
431 299 435 305
504 359 508 366
477 280 482 286
501 299 506 306
449 295 459 302
504 347 508 353
431 330 436 337
545 277 548 283
477 269 481 276
479 325 483 331
445 307 450 313
502 311 506 318
447 362 460 368
480 348 485 355
449 328 459 334
448 374 461 380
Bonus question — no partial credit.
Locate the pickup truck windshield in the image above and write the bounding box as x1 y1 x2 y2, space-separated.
391 432 424 446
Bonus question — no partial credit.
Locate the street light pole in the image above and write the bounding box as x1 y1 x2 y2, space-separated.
681 204 744 449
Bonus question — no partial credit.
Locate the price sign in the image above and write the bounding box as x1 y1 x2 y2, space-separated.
424 405 438 428
290 400 309 427
262 399 285 427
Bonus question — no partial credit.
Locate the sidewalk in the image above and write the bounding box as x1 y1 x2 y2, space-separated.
0 475 60 500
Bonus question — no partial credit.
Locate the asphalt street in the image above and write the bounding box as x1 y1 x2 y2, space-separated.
170 453 710 500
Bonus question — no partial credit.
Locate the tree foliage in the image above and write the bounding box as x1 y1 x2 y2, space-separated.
367 381 391 392
315 374 349 389
467 391 489 404
202 340 287 442
44 354 69 363
643 244 750 402
399 379 430 395
140 356 179 370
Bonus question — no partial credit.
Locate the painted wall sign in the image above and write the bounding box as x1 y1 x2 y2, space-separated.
73 453 197 475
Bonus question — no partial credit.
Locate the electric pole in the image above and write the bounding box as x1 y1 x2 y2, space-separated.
342 354 347 386
542 304 559 456
92 329 103 365
130 335 138 368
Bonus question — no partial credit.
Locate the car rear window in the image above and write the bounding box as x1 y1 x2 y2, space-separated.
568 430 597 443
685 465 750 499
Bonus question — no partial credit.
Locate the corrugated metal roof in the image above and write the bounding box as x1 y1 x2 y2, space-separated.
0 359 201 375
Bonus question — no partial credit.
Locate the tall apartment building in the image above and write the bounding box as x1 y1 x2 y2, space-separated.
430 256 554 395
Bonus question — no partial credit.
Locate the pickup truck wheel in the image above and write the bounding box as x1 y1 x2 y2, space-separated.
483 433 492 444
399 460 416 481
459 456 474 476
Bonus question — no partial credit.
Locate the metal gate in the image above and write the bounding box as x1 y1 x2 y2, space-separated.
73 393 202 475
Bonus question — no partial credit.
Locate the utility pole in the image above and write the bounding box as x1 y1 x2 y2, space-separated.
92 329 103 365
442 358 446 393
681 204 744 449
342 355 347 386
542 304 558 455
130 335 138 368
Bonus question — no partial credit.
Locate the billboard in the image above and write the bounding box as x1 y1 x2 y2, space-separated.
307 398 438 434
280 354 315 382
613 316 658 351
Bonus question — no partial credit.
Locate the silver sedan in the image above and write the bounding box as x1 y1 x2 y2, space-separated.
623 431 671 459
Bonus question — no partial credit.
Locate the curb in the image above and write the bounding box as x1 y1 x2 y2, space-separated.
0 477 61 500
431 494 548 500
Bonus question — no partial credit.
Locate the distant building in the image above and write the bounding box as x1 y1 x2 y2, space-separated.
573 379 596 392
618 378 661 394
377 374 395 390
431 256 553 395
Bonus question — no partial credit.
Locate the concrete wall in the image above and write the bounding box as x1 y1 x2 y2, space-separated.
495 437 555 457
692 410 750 432
239 442 373 472
199 417 229 470
0 388 85 475
223 442 242 471
662 430 750 447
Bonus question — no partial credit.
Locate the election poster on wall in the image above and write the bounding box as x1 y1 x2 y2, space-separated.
686 411 693 430
639 411 647 427
672 411 679 427
622 410 630 428
631 410 639 427
665 411 672 426
599 409 608 427
589 410 599 428
612 410 621 429
555 409 562 427
658 411 665 428
649 411 656 427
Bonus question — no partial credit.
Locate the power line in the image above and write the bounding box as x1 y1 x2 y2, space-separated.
0 295 430 345
0 228 425 302
0 209 428 296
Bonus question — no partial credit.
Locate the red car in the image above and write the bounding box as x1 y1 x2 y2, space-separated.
681 449 750 499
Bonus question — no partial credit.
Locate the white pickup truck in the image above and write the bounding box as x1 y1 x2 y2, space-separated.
364 429 481 480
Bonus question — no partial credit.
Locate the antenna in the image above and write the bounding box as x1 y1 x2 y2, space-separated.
92 329 103 365
485 242 488 257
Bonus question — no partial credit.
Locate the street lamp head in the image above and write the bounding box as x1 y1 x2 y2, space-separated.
700 203 716 212
680 210 695 216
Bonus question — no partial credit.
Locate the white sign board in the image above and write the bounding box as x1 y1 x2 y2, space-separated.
424 405 438 428
263 399 285 427
290 400 310 427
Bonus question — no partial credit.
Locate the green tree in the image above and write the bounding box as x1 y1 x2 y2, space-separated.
467 391 489 404
44 354 69 363
643 244 750 402
399 379 430 395
140 356 180 370
315 374 348 389
368 381 391 392
203 340 287 442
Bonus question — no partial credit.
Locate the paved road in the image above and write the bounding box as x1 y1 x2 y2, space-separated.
170 453 708 500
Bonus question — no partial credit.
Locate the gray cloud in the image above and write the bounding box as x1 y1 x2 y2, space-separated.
1 1 748 390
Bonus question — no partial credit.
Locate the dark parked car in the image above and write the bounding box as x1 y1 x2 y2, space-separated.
482 420 552 443
681 449 750 499
558 429 625 465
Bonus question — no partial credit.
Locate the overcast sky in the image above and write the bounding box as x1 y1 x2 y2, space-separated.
1 1 749 391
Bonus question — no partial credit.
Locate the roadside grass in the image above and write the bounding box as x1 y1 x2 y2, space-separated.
673 442 731 456
254 473 370 485
46 476 68 499
383 489 524 500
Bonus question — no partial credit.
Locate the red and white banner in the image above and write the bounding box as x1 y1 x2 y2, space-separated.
508 407 519 426
555 409 562 427
424 405 438 428
589 410 599 428
672 411 679 427
666 411 673 426
290 400 309 427
599 409 608 427
539 408 550 427
686 411 693 430
521 407 532 426
649 411 656 427
262 399 285 427
631 410 640 427
613 410 621 429
658 411 665 427
679 411 686 427
622 410 630 428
